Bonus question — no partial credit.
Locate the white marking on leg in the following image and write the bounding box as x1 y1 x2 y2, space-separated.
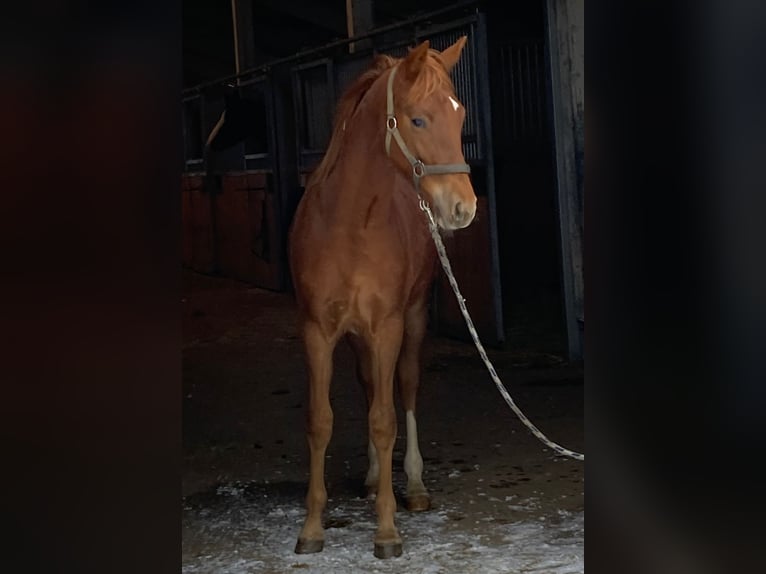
365 439 379 495
404 410 426 496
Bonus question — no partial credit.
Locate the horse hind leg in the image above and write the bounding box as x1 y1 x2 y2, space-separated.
365 439 379 499
347 334 378 499
295 320 336 554
397 304 431 512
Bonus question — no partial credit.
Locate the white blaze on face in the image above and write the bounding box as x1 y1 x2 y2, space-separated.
448 95 461 111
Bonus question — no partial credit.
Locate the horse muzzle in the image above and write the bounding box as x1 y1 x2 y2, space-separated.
430 187 477 230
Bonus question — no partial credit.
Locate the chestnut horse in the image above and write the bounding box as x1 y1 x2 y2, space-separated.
289 37 476 558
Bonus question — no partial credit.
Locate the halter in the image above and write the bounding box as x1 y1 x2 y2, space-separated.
384 65 471 197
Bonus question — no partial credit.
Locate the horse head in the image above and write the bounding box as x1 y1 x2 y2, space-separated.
386 38 477 230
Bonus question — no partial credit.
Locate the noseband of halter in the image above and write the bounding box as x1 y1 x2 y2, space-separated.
384 65 471 195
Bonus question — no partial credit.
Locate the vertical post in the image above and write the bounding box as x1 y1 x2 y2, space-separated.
545 0 584 361
273 65 300 292
232 0 256 71
475 14 506 345
345 0 355 53
231 0 241 76
346 0 374 53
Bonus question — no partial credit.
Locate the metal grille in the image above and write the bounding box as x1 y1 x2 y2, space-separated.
335 55 372 97
288 21 485 166
295 63 334 152
421 25 480 161
499 41 547 144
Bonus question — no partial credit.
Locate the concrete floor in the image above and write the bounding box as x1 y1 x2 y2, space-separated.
182 270 584 573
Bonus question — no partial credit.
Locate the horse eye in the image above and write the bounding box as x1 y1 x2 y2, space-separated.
411 117 426 128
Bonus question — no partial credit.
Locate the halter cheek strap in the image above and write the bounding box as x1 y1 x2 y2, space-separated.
384 65 471 194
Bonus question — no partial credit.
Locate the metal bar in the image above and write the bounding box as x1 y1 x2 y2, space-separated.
414 15 477 42
237 74 267 87
293 57 334 73
262 74 285 289
183 0 481 95
231 0 240 77
475 13 505 344
345 0 355 53
467 21 483 159
270 65 300 290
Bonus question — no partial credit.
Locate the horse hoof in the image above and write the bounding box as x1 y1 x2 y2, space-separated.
406 494 431 512
365 485 377 500
374 541 403 559
295 538 324 554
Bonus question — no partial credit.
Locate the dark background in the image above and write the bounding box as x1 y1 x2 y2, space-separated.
1 1 765 573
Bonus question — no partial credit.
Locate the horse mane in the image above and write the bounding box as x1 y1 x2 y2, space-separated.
307 49 455 187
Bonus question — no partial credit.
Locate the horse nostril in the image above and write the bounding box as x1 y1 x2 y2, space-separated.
454 202 464 221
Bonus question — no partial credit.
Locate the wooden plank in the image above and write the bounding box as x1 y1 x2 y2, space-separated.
245 171 268 189
545 0 584 360
182 175 215 273
215 172 282 290
248 188 282 289
216 174 251 281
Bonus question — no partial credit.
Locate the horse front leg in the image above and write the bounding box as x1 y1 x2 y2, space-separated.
367 315 404 558
295 320 335 554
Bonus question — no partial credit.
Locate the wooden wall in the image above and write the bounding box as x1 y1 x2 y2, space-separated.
181 171 283 291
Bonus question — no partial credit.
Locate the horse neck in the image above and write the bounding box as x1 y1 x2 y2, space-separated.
326 93 412 226
319 84 436 272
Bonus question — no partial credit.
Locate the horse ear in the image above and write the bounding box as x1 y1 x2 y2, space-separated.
403 40 430 81
439 36 468 73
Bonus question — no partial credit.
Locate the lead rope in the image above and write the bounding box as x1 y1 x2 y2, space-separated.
384 62 583 461
418 200 585 461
